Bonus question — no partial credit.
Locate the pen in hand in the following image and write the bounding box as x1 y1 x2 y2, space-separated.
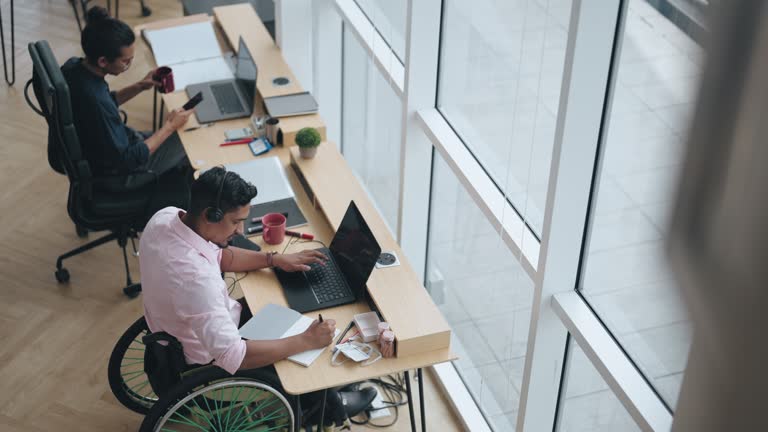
319 314 324 323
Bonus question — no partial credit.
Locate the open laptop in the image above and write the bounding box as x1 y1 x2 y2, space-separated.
274 201 382 313
186 37 257 123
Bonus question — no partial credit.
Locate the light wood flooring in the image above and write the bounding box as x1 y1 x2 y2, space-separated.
0 1 462 430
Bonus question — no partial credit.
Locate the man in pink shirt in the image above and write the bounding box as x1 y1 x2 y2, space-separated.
139 167 375 428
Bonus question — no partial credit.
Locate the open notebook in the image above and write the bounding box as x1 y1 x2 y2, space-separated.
239 303 339 367
142 21 233 90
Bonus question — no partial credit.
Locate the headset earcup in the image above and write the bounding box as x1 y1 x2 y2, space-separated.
206 207 223 223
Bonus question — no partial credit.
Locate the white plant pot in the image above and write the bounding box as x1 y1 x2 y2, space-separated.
299 146 318 159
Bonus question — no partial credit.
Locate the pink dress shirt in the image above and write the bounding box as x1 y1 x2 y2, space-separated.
140 207 246 374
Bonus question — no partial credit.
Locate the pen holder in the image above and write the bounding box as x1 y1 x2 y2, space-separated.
265 117 283 147
380 330 395 358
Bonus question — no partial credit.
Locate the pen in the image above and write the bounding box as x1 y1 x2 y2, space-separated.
219 138 254 147
332 321 355 353
286 230 314 240
246 224 263 234
318 314 323 323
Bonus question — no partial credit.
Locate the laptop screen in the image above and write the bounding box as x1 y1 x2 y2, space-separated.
235 37 257 103
329 201 382 298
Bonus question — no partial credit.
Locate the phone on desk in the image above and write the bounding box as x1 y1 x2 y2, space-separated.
182 92 204 110
225 127 254 141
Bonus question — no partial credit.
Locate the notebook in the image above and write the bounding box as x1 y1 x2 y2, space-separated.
222 157 308 231
142 21 234 90
239 303 339 367
263 92 319 117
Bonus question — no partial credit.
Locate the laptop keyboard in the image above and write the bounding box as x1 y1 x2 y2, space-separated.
305 252 352 304
211 83 244 114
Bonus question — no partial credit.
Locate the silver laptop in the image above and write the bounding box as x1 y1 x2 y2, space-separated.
186 37 257 123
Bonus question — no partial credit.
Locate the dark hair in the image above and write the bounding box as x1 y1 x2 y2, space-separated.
81 6 136 63
189 167 258 218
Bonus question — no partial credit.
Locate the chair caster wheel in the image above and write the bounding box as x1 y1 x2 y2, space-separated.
55 268 70 283
123 283 142 298
141 6 152 17
76 225 89 238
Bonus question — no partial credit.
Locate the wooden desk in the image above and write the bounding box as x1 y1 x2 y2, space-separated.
238 143 454 396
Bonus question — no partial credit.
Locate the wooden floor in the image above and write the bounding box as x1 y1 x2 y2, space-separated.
0 1 462 431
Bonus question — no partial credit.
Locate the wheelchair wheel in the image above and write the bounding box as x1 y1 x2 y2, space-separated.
108 316 158 414
140 367 294 432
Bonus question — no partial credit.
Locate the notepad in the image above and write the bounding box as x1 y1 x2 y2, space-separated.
239 303 339 367
142 21 234 89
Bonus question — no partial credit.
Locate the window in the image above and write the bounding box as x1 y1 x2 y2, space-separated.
578 0 704 409
556 337 641 432
353 0 407 62
342 28 403 234
426 152 534 430
436 0 573 235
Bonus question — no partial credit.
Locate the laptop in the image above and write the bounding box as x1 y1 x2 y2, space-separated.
264 91 319 117
274 201 382 313
186 37 257 123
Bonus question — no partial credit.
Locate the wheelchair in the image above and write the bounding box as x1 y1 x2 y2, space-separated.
108 316 297 431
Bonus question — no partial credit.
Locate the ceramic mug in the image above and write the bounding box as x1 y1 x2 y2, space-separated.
262 212 286 245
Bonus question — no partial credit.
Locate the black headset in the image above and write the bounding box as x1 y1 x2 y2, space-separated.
205 169 230 223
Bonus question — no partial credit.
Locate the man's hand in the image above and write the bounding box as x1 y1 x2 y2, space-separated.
165 108 195 131
137 69 161 91
273 250 328 272
301 318 337 350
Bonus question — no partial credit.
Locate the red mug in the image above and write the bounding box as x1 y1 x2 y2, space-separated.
153 66 175 93
262 213 286 245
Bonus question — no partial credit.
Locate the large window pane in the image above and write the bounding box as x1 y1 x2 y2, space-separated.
556 337 642 432
437 0 573 235
426 152 534 431
342 28 402 235
354 0 407 62
579 0 704 409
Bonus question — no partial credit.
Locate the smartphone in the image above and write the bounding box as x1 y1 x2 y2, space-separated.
225 127 254 141
182 92 204 110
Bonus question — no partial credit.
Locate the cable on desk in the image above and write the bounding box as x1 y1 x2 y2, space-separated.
225 272 248 295
0 0 15 86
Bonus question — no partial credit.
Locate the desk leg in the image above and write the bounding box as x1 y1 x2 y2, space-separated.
295 394 302 432
405 370 417 432
159 99 165 129
418 368 426 432
317 388 327 432
0 0 15 86
152 89 157 131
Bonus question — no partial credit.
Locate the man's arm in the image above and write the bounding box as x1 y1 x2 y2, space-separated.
113 70 159 105
221 247 327 273
240 319 336 370
143 108 194 154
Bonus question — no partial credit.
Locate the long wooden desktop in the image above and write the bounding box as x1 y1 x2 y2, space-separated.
137 4 454 431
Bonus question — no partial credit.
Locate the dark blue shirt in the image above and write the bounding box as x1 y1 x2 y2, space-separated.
61 57 149 174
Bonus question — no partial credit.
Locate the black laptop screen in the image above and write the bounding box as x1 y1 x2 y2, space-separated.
235 37 257 103
329 201 382 298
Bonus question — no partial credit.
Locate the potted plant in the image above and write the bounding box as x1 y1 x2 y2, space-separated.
295 127 321 159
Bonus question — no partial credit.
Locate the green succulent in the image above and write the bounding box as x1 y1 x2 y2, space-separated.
295 127 321 148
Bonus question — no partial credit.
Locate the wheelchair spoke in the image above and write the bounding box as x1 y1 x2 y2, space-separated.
165 409 211 432
223 381 245 430
191 393 218 431
227 388 270 431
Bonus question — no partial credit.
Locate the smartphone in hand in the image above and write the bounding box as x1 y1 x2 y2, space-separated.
182 92 204 110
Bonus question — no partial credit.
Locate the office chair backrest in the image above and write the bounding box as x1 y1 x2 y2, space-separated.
27 41 90 182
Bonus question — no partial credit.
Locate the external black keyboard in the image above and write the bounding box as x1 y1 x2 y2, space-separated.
306 252 351 304
211 83 244 114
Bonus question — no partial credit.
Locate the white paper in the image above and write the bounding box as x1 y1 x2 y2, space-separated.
169 56 234 90
283 315 340 367
143 21 222 66
223 157 295 205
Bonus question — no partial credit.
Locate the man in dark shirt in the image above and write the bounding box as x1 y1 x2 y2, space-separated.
63 6 193 177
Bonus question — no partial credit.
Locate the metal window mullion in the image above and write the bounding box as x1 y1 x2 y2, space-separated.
417 109 540 278
333 0 405 96
312 0 343 146
515 1 623 431
552 292 674 431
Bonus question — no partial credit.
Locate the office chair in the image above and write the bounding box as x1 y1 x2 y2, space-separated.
25 40 166 298
108 316 296 431
70 0 152 33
